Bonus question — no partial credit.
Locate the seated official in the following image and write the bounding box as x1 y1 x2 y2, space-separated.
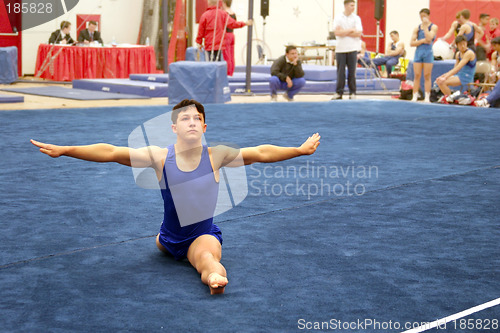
370 31 405 76
77 21 103 44
269 45 306 101
436 35 476 96
48 21 75 45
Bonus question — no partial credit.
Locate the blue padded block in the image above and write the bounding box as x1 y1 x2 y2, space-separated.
406 60 455 90
234 65 271 74
302 65 337 81
229 82 270 93
185 47 206 61
228 72 270 82
0 47 18 84
129 74 169 83
354 67 378 78
0 93 24 103
168 61 231 104
301 80 336 93
72 79 168 97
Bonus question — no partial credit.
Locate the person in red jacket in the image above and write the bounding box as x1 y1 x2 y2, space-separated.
196 0 252 62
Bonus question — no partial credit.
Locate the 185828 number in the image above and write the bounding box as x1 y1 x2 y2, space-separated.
6 2 53 14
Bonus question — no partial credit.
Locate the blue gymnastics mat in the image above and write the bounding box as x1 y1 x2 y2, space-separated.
73 79 168 98
1 101 499 332
1 86 150 100
0 92 24 103
129 73 169 83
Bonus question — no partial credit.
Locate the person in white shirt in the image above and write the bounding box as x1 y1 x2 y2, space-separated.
331 0 363 100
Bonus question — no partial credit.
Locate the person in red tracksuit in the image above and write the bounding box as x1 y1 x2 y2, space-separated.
196 0 252 64
222 0 237 76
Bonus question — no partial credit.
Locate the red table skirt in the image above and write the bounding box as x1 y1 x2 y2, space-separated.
35 44 157 81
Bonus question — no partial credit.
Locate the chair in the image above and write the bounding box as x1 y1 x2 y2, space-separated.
468 61 494 94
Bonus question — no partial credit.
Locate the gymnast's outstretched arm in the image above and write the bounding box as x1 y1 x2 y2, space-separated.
30 139 165 169
212 133 321 168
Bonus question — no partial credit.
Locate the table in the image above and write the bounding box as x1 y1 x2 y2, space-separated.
296 45 336 66
35 44 157 81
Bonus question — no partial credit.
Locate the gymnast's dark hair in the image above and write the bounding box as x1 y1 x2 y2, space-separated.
171 99 206 124
455 35 467 44
420 8 430 15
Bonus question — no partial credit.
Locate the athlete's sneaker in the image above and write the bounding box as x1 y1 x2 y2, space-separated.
270 94 277 102
349 94 356 100
283 93 293 102
475 98 490 108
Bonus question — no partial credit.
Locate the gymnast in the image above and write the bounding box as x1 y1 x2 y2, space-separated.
31 99 321 295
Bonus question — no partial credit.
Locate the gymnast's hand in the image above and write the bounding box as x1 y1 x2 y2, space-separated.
298 133 321 155
31 139 65 158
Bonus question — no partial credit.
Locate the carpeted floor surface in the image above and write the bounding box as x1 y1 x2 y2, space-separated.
0 100 498 332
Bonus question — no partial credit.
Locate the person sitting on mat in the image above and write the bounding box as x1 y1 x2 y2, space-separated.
31 99 321 295
269 45 306 102
370 31 405 77
196 0 252 62
77 21 103 45
435 35 476 97
48 21 75 45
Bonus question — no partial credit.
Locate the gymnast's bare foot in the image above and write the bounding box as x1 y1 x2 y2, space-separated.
207 272 228 295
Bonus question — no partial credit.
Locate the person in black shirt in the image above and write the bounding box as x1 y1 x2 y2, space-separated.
269 45 306 101
48 21 75 45
78 21 103 45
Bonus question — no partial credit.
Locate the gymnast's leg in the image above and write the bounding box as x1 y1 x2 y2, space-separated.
187 234 227 295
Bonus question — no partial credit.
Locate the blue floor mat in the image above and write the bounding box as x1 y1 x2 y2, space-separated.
0 100 499 332
1 86 150 100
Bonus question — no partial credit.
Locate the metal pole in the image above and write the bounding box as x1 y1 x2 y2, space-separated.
162 0 169 71
245 0 254 92
376 20 380 54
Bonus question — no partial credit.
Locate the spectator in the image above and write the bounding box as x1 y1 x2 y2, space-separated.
487 18 500 59
77 21 103 45
331 0 363 100
269 45 306 102
488 37 500 83
357 40 372 68
48 21 75 45
196 0 251 62
410 8 438 102
441 9 483 52
435 35 476 96
476 13 491 60
222 0 237 76
370 30 405 77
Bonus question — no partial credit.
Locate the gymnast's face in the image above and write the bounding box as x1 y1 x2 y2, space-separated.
457 40 468 53
172 107 206 140
420 13 429 23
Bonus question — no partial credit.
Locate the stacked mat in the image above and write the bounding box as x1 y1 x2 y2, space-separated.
71 64 401 99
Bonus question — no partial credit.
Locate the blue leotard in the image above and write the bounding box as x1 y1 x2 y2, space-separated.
414 23 435 63
456 48 476 86
158 144 222 260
